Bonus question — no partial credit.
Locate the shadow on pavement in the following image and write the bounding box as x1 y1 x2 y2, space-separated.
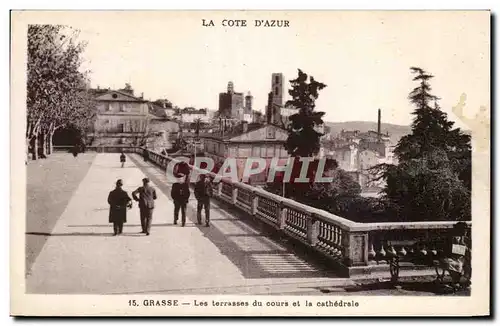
27 232 113 237
128 154 341 280
67 223 178 228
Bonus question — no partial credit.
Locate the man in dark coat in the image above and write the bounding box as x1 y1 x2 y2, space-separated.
71 144 79 158
143 148 150 162
108 179 132 236
171 174 190 227
194 174 213 227
132 178 157 235
120 152 126 168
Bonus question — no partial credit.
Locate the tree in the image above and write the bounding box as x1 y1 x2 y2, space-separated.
27 24 95 159
130 117 152 147
284 69 327 157
373 67 471 221
153 98 173 109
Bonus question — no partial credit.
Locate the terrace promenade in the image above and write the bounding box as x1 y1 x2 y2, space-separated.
25 152 468 295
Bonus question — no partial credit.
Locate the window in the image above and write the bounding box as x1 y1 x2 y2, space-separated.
274 86 279 95
105 103 111 111
266 128 276 139
267 146 275 157
275 75 280 84
117 123 124 133
252 146 260 157
119 103 125 112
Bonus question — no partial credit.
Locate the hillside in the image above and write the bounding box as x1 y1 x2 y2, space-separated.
324 121 412 145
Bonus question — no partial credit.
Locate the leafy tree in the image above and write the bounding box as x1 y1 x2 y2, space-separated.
373 67 471 221
153 98 173 108
27 24 95 159
285 69 327 157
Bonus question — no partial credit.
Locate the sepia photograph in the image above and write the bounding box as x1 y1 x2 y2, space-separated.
10 10 490 316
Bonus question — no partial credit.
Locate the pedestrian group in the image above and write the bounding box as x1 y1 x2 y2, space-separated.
107 153 213 236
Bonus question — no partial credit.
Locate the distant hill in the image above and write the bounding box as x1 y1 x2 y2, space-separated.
324 121 412 145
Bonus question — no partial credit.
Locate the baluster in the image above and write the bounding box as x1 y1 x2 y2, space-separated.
430 243 438 257
368 242 376 260
378 245 387 261
398 246 407 257
278 202 287 229
251 192 258 216
420 246 428 256
387 245 397 258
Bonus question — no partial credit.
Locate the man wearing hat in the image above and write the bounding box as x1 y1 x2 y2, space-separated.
171 173 190 227
108 179 133 236
132 178 157 235
194 174 213 227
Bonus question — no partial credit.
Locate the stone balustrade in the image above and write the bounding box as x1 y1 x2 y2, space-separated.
65 146 473 277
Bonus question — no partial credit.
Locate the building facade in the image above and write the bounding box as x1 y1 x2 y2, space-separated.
199 122 289 184
218 81 246 119
175 107 211 123
90 88 150 146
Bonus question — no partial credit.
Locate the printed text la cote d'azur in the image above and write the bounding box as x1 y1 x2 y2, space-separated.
202 19 290 28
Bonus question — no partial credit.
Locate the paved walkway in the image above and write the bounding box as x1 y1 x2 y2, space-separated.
27 153 348 295
26 153 470 296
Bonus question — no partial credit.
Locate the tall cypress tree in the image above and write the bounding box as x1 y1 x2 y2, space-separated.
285 69 327 157
375 67 471 221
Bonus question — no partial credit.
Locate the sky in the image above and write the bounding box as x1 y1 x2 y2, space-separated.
17 11 490 128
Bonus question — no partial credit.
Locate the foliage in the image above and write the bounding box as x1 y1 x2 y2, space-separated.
284 69 327 157
265 158 363 218
27 24 95 158
373 67 471 221
152 98 173 108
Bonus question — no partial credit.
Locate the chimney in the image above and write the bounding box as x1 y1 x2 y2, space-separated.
141 92 144 99
242 121 248 133
377 108 381 142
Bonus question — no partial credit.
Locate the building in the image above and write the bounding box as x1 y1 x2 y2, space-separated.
218 81 246 120
265 73 286 125
174 107 211 123
271 73 285 107
322 109 397 192
280 104 299 126
90 86 150 146
147 103 180 151
199 122 289 184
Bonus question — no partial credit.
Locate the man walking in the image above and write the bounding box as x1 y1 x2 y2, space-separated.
194 174 213 227
108 179 132 236
171 173 190 227
120 152 126 168
132 178 157 235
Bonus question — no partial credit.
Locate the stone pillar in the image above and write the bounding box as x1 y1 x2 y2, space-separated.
306 213 319 246
251 192 258 215
342 231 369 266
217 182 222 197
278 202 287 229
231 186 238 205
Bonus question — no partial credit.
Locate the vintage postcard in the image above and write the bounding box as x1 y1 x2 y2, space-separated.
10 10 490 316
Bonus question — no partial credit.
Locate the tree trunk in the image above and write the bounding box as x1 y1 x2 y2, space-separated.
47 131 54 155
32 134 38 160
40 132 48 158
